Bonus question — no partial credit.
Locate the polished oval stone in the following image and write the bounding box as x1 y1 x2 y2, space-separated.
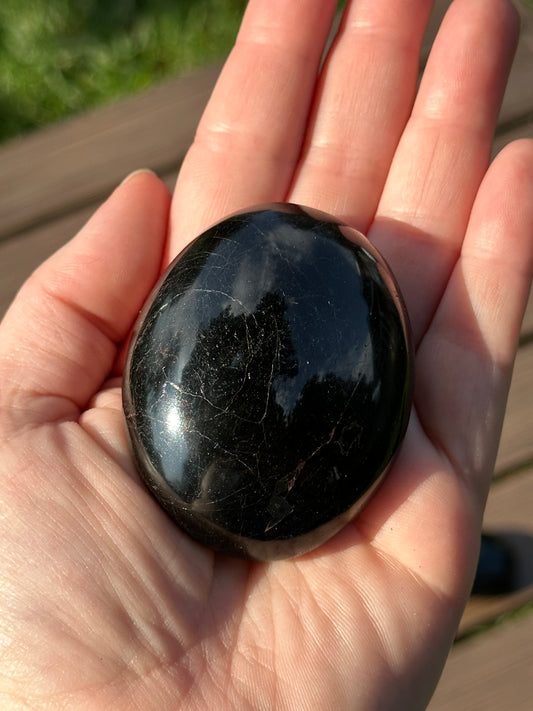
123 203 413 560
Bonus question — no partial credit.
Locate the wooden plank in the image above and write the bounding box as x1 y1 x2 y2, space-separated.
0 64 221 241
498 0 533 125
493 118 533 157
499 52 533 126
459 465 533 634
522 285 533 336
421 0 452 61
0 169 178 320
495 341 533 473
0 207 93 318
428 607 533 710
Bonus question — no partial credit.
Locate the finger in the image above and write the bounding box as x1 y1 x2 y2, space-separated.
354 139 533 605
169 0 338 258
289 0 433 231
0 171 171 426
415 139 533 496
370 0 519 343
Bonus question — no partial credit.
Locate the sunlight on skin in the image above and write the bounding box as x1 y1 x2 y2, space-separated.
1 0 533 709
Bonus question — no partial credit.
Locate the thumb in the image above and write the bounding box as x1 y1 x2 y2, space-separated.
0 170 170 427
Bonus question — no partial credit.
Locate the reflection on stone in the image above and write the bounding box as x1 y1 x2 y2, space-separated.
123 203 413 560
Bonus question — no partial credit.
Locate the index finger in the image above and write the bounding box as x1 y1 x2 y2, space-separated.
169 0 338 260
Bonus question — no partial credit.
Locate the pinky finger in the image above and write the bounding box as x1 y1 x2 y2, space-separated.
415 139 533 496
458 139 533 363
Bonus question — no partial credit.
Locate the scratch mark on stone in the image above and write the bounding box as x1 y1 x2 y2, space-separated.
264 496 294 532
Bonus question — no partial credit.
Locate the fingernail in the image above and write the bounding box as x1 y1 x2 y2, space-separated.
120 168 158 186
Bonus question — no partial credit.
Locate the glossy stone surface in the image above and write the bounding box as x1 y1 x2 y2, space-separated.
123 203 413 560
472 534 516 595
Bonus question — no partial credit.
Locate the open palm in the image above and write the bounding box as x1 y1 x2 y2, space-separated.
1 1 532 709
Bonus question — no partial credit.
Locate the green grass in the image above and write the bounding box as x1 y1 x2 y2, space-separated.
456 599 533 644
0 0 247 143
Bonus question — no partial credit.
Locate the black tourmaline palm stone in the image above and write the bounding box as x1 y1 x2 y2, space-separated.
123 203 413 560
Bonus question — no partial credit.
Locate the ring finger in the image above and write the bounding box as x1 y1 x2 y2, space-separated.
289 0 434 231
370 0 519 343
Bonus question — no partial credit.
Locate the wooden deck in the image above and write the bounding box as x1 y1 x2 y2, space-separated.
0 1 532 707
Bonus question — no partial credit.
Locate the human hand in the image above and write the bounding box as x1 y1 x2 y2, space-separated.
1 1 532 709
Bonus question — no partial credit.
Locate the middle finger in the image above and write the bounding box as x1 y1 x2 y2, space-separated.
289 0 434 231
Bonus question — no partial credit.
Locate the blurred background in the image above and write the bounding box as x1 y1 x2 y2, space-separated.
0 0 531 145
0 0 248 144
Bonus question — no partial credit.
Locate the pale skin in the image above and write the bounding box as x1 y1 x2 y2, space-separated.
1 0 532 708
